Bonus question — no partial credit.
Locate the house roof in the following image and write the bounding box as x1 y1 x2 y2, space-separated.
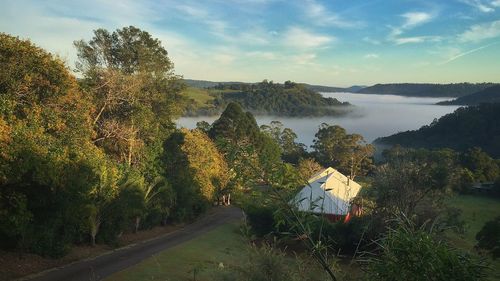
292 167 362 215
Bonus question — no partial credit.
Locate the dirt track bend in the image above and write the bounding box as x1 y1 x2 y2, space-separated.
23 206 243 281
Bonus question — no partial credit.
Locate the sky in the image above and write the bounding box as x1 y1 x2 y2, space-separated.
1 0 500 87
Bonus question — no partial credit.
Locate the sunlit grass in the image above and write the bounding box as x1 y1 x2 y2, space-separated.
182 87 214 106
446 194 500 280
105 222 247 281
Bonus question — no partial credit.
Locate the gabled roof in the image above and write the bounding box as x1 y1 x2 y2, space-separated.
292 167 362 215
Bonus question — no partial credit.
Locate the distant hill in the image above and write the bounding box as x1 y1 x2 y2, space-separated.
358 83 496 97
183 79 246 88
184 81 351 117
375 103 500 157
183 79 360 93
437 85 500 105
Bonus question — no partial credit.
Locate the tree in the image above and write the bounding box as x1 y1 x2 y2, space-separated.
209 103 264 187
209 102 260 144
74 26 186 169
163 129 230 219
460 147 499 182
312 123 374 180
297 158 324 182
374 148 457 221
260 121 306 164
0 33 98 256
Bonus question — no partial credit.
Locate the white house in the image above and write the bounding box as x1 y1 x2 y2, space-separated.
292 167 362 217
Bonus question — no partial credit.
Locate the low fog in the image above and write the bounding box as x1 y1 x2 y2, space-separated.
177 92 460 147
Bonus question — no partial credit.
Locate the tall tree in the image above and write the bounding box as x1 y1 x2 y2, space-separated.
74 26 186 170
260 121 306 164
163 129 230 219
312 123 374 180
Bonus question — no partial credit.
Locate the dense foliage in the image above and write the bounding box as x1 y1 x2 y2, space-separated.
312 123 374 180
437 85 500 105
163 129 230 220
0 29 189 256
358 83 496 97
376 103 500 158
475 216 500 258
188 80 350 117
366 218 486 281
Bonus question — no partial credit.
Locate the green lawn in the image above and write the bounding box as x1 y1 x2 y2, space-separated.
105 222 247 281
182 87 214 106
446 194 500 280
447 194 500 249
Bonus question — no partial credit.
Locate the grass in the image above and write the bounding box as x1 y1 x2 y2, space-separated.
446 194 500 280
182 87 214 107
105 222 247 281
446 194 500 249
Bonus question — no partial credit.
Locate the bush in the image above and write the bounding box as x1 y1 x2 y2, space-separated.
366 216 487 281
243 203 276 237
476 216 500 259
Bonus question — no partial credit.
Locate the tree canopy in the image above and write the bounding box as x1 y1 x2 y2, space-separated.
312 123 374 180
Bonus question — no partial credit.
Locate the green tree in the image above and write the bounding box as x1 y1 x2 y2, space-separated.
260 121 306 164
312 123 374 180
0 33 99 256
163 129 230 219
296 158 324 182
74 26 186 170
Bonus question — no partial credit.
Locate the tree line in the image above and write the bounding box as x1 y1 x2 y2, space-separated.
376 103 500 158
185 80 351 117
358 83 497 97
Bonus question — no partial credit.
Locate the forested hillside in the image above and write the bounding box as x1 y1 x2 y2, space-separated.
437 85 500 105
185 80 351 116
376 103 500 157
358 83 496 97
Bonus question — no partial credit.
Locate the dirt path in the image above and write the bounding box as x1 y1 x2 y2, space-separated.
22 206 243 281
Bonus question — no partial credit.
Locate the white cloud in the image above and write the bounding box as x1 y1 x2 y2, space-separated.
401 12 433 28
459 0 497 12
459 20 500 42
304 0 361 28
387 11 438 45
283 27 334 48
364 53 379 59
394 36 442 45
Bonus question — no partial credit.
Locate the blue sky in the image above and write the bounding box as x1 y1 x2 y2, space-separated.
1 0 499 86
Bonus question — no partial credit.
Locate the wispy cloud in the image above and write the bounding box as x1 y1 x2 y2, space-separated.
439 42 499 65
459 20 500 42
394 36 442 45
459 0 497 12
388 11 438 45
401 12 433 28
364 53 379 59
283 27 334 49
303 0 361 28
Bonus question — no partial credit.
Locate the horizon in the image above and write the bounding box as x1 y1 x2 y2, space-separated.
2 0 500 87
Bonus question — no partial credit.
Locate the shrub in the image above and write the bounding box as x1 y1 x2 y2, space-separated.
366 216 487 281
244 203 276 237
476 216 500 259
